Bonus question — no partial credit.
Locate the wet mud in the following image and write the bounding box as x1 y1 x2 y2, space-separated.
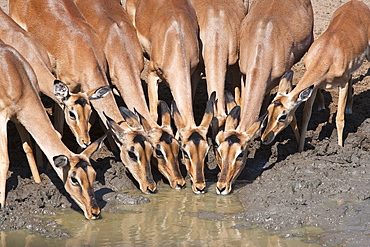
1 0 370 246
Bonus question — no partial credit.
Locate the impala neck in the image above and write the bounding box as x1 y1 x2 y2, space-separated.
90 91 125 125
238 71 270 131
291 58 328 97
17 98 71 180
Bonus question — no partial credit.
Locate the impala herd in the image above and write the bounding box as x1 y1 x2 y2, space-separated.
0 0 369 219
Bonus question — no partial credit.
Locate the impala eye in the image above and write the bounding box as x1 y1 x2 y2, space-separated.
128 150 138 161
278 114 287 122
71 177 79 186
69 111 76 120
182 150 190 159
236 151 245 161
155 149 164 159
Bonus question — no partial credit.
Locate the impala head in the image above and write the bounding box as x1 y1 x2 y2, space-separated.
53 135 106 220
215 106 267 195
261 71 313 145
54 80 111 148
171 93 215 194
105 111 156 194
134 102 185 190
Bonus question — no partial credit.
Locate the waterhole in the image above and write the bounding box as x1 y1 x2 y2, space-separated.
0 183 323 246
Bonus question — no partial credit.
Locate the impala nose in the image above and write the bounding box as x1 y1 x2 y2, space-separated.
91 211 100 219
176 182 186 189
262 131 274 145
217 186 226 194
147 186 157 194
195 186 206 193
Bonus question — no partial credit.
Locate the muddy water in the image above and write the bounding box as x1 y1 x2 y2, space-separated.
0 183 323 246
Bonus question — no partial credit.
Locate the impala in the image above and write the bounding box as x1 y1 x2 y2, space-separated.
261 0 370 151
190 0 248 132
215 0 314 195
10 0 156 194
74 0 185 189
0 8 110 151
127 0 215 193
0 42 104 219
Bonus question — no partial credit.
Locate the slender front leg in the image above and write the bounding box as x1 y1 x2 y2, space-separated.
15 123 41 183
147 71 160 122
0 118 9 207
299 88 317 152
337 82 350 147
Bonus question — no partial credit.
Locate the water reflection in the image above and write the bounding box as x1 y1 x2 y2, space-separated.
0 183 322 246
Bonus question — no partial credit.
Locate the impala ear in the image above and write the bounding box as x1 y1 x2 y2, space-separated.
82 134 107 157
215 129 224 146
53 155 69 168
104 112 125 145
134 108 152 132
119 107 142 129
159 100 171 127
225 91 237 113
297 85 314 103
171 100 186 129
200 92 215 128
224 106 240 131
87 85 111 100
277 70 294 95
245 112 268 140
54 80 70 101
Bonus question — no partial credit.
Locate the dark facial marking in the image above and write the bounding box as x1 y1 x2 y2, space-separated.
75 97 88 107
160 131 173 144
225 134 240 146
134 134 146 149
76 161 90 172
188 131 204 146
273 100 282 107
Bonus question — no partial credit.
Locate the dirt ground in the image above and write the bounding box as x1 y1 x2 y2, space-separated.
1 0 370 246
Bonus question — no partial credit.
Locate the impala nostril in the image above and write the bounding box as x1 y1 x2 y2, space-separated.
177 182 186 189
147 187 157 194
91 211 100 219
196 186 205 193
217 186 226 193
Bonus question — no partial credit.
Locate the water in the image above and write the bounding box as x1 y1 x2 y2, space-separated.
0 183 323 246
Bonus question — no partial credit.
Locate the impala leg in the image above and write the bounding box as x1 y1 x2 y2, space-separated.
0 118 9 207
337 83 349 147
345 75 353 114
15 123 41 183
290 114 301 144
299 89 317 152
147 71 159 122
